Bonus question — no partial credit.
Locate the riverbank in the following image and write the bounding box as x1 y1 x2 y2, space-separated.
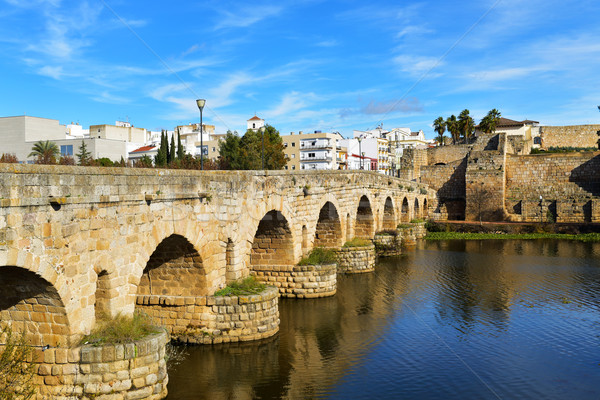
426 231 600 242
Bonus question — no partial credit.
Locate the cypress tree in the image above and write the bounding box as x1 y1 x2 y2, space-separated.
177 131 184 160
169 134 175 164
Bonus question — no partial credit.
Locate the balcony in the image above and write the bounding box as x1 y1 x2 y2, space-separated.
300 142 332 150
300 154 333 162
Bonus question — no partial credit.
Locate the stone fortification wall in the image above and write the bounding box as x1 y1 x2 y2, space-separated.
136 287 279 344
31 330 168 400
505 152 600 222
541 125 600 149
397 222 427 246
420 159 467 220
252 264 336 298
426 144 471 165
465 133 507 221
399 148 428 180
336 244 375 273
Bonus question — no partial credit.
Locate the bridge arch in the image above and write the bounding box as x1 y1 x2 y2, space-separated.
414 198 420 220
250 210 295 267
382 196 396 230
0 266 71 348
401 197 410 223
354 194 375 239
313 201 343 249
137 234 208 297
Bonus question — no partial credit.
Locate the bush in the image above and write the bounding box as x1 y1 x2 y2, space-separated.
343 238 371 247
298 247 337 265
95 157 114 167
81 313 160 345
376 229 398 236
410 218 425 223
214 276 266 296
59 156 75 165
0 326 36 400
0 153 19 163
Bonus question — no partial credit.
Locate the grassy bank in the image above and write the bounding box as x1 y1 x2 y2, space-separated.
426 231 600 242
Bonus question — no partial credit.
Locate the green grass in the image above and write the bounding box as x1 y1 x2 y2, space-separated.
343 238 372 247
298 247 337 265
214 276 266 296
81 312 160 345
425 231 600 242
410 218 426 223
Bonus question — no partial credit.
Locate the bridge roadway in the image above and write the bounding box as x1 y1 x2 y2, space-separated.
0 164 429 347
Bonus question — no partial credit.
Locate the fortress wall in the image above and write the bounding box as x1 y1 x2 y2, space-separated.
541 125 600 149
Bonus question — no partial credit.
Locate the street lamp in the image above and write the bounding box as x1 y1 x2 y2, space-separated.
362 152 365 170
357 136 362 170
259 126 265 170
196 99 206 170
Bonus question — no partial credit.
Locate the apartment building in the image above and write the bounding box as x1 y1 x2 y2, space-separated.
281 131 345 171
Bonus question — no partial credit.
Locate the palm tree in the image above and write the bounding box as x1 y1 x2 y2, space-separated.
480 109 501 133
28 140 60 164
433 117 446 146
458 109 474 143
446 115 459 144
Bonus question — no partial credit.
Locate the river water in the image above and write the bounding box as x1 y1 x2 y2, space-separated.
165 240 600 400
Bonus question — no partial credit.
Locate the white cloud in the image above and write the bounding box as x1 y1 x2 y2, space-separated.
396 26 432 39
214 5 283 30
393 54 444 78
38 65 63 79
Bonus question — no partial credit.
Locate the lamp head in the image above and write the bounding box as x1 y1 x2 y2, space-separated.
196 99 206 110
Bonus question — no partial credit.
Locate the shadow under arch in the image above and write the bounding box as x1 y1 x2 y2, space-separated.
382 196 395 230
251 210 294 267
355 195 374 239
0 266 71 347
401 197 410 223
314 201 343 249
414 198 420 220
137 234 208 297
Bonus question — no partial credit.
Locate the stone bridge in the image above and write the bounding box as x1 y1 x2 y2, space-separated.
0 164 429 349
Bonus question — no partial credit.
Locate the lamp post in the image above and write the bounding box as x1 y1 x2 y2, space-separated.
362 152 365 170
259 126 265 170
357 136 362 170
539 195 543 223
196 99 206 170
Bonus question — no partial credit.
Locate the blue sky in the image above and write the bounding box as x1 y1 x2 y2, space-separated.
1 0 599 139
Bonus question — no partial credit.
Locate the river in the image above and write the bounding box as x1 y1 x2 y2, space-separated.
165 239 600 399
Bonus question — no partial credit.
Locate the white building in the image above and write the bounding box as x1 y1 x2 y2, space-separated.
247 116 265 132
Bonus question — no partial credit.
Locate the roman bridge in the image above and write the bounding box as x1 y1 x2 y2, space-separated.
0 164 430 348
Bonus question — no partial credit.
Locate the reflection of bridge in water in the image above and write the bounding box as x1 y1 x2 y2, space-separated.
0 164 430 349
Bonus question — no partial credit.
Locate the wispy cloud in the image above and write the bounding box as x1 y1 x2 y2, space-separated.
393 55 444 78
339 97 423 118
214 5 283 30
315 40 338 48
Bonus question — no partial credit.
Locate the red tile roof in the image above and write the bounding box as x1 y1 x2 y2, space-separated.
130 145 156 153
248 116 263 121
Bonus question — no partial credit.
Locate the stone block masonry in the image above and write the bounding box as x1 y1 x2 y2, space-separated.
30 330 168 400
136 287 279 344
373 233 401 256
336 244 375 273
252 264 336 298
541 125 600 149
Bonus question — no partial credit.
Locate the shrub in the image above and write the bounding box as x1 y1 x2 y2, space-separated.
420 188 427 195
343 238 371 247
298 247 337 265
407 186 415 192
410 218 425 223
214 276 266 296
376 229 398 236
81 313 160 345
59 156 75 165
0 326 36 400
95 157 114 167
397 224 412 229
0 153 18 163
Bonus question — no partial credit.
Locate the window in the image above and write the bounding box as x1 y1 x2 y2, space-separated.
292 165 295 170
291 154 295 158
292 142 296 147
253 123 256 129
284 143 288 148
285 166 288 170
308 153 315 158
60 145 73 157
212 147 216 152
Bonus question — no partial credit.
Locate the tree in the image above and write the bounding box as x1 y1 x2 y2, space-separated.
169 135 176 164
458 109 475 143
134 155 153 168
0 326 36 400
433 116 447 146
28 140 59 164
154 131 167 167
177 131 184 160
76 140 92 166
479 108 501 134
446 115 460 145
218 131 242 170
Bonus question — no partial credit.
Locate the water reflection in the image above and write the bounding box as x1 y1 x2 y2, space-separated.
167 240 600 400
